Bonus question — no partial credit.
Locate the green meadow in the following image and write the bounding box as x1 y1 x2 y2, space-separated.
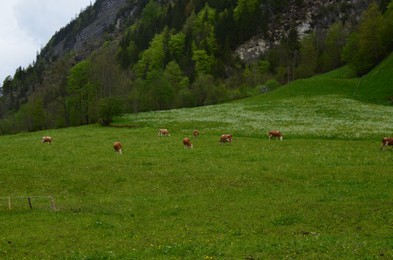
1 57 393 259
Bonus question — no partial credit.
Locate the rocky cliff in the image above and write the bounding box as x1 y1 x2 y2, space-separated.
235 0 373 62
43 0 132 62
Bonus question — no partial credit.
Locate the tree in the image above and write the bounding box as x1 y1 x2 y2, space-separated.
342 2 387 75
98 97 123 126
192 49 215 76
192 4 217 53
164 61 191 108
67 60 95 125
38 55 75 128
233 0 262 42
145 70 174 110
383 0 393 52
320 22 347 72
278 26 300 82
12 96 46 132
1 76 14 96
296 34 318 78
164 61 189 92
215 8 236 49
91 43 125 98
233 0 260 21
168 32 186 62
136 29 168 79
192 73 215 106
134 0 165 51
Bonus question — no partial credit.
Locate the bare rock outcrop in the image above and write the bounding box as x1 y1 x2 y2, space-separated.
235 0 373 62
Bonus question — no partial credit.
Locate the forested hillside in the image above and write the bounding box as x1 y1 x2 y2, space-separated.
0 0 392 134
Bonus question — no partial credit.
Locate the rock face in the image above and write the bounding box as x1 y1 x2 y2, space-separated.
235 0 373 62
72 0 129 51
47 0 131 60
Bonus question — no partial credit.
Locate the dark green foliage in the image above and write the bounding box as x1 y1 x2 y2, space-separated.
192 4 217 53
233 0 264 44
383 1 393 52
342 2 392 75
192 49 215 76
98 97 123 126
145 70 175 110
67 60 95 125
133 0 166 52
191 73 217 106
320 22 347 72
135 29 167 79
168 32 186 63
165 1 188 31
296 34 318 79
133 70 175 111
265 78 280 91
1 76 14 97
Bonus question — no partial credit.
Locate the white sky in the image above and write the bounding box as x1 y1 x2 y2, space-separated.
0 0 94 86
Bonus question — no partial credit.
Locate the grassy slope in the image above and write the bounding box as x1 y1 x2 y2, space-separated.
119 60 393 140
354 52 393 104
0 59 393 259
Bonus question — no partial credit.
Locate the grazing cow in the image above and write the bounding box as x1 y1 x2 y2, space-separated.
193 129 200 138
158 129 170 136
42 136 52 144
381 137 393 151
268 130 283 141
219 134 232 144
183 137 193 149
113 141 123 154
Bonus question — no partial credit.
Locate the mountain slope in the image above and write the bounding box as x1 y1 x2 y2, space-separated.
41 0 130 61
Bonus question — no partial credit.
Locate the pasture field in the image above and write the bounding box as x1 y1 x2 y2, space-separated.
1 63 393 259
0 124 393 259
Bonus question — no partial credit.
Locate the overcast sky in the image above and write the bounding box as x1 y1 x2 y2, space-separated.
0 0 94 86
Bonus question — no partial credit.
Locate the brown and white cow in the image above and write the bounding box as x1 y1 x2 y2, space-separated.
268 130 283 141
193 129 200 138
158 129 170 136
381 137 393 151
113 141 123 154
183 137 193 149
219 134 232 144
42 136 52 144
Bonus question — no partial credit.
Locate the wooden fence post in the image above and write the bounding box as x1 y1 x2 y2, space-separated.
50 196 56 211
28 197 33 209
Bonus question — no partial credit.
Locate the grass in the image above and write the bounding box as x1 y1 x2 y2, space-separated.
1 128 392 259
1 61 393 258
354 52 393 104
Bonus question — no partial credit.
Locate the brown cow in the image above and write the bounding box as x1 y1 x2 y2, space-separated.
113 141 123 154
42 136 52 144
219 134 232 144
183 137 193 149
381 137 393 151
193 129 199 137
158 129 170 136
268 130 283 141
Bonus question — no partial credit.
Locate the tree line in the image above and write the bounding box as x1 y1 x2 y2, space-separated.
0 0 392 134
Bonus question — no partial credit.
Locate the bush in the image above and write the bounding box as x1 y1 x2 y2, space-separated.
98 97 123 126
265 79 281 91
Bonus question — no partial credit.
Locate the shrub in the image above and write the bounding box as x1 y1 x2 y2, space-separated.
98 97 123 126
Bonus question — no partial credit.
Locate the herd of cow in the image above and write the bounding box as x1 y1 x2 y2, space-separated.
41 131 393 153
